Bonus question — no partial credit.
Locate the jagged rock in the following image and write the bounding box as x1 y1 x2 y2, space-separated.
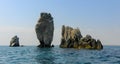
80 35 103 49
35 12 54 48
10 35 20 47
60 25 103 50
60 25 82 48
96 39 103 49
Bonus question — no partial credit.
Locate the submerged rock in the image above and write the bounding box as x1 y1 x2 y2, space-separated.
10 35 20 47
60 25 103 50
35 12 54 48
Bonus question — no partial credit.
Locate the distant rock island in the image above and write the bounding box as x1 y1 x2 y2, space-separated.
9 12 103 50
10 35 20 47
35 12 54 48
60 25 103 50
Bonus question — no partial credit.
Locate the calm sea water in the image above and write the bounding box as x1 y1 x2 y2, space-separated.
0 46 120 64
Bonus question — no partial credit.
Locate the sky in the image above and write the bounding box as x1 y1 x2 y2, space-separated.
0 0 120 46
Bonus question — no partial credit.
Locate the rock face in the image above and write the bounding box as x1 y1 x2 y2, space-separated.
79 35 103 50
35 12 54 47
10 35 20 47
60 25 82 48
60 25 103 50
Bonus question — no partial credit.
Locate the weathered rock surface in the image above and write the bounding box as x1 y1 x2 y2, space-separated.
60 25 82 48
10 35 20 47
60 25 103 50
79 35 103 50
35 12 54 47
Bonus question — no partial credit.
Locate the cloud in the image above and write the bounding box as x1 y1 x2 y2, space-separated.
52 27 61 45
0 26 39 46
0 26 120 46
80 27 120 45
0 26 62 46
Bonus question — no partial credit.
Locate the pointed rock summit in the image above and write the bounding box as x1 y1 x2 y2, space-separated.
35 12 54 47
10 35 20 47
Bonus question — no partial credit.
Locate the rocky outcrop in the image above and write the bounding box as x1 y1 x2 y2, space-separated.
79 35 103 50
10 35 20 47
35 12 54 48
60 25 103 50
60 25 82 48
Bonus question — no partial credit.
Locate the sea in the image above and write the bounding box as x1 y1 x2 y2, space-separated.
0 46 120 64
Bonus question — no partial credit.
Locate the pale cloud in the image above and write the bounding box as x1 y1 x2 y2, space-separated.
0 26 31 32
0 26 120 46
0 26 62 46
52 27 61 45
0 26 39 46
80 27 120 46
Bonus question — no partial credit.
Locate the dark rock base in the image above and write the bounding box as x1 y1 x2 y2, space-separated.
37 44 54 48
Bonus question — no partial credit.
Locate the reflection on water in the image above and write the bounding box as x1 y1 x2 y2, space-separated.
0 46 120 64
35 48 56 64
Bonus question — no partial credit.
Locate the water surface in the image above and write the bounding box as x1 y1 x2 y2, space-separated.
0 46 120 64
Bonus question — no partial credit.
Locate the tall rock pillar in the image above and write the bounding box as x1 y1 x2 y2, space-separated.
35 12 54 47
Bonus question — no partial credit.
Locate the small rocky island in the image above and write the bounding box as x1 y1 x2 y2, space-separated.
10 35 20 47
35 12 54 48
60 25 103 50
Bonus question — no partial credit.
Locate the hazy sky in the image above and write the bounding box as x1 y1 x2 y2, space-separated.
0 0 120 46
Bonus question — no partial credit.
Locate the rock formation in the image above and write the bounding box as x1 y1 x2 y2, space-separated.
60 25 82 48
35 12 54 47
10 35 20 47
60 25 103 50
79 35 103 49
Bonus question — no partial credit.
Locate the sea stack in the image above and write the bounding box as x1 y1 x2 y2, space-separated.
10 35 20 47
35 12 54 48
60 25 82 48
60 25 103 50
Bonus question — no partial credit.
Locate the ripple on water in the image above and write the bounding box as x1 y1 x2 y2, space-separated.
0 46 119 64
